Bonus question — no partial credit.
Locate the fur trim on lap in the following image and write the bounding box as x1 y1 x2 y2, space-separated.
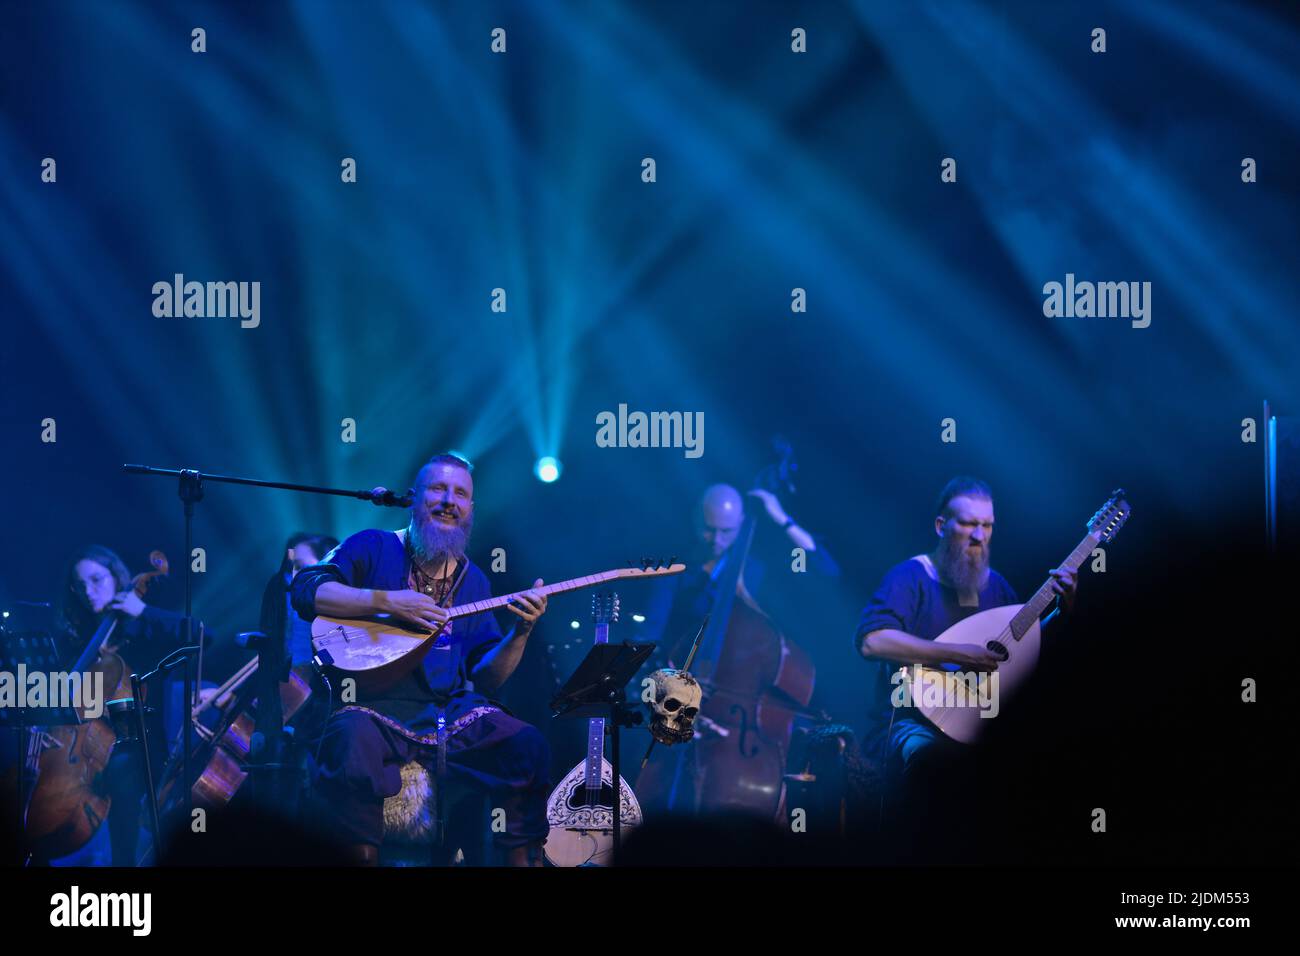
384 761 436 840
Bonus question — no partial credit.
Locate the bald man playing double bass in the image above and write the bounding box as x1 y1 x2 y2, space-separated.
639 483 840 704
633 484 840 817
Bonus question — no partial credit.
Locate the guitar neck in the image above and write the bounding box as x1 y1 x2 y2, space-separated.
1009 530 1099 638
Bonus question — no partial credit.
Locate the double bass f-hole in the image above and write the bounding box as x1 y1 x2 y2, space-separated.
729 704 760 758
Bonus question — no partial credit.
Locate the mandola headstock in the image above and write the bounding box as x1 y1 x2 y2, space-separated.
592 592 620 626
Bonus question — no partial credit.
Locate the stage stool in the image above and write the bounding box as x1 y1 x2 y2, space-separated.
379 760 489 866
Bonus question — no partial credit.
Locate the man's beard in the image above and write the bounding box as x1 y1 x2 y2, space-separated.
934 532 990 595
409 508 473 567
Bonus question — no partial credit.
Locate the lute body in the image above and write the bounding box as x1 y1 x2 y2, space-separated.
910 606 1040 744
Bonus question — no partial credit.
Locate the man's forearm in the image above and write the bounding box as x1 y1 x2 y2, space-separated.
784 521 816 553
313 581 391 618
859 628 966 667
472 626 531 691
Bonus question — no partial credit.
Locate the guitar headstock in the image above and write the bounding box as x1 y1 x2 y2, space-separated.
1087 489 1130 542
592 592 620 626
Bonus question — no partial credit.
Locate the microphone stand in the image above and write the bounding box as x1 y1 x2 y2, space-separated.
122 463 413 849
130 647 199 864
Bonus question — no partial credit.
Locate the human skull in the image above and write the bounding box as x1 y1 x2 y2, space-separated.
647 669 701 745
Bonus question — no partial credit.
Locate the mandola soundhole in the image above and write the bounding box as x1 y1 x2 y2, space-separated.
566 783 616 811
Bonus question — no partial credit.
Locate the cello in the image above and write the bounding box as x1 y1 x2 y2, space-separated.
23 550 169 859
154 655 314 815
636 440 815 819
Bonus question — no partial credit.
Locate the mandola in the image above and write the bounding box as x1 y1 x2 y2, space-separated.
544 593 642 867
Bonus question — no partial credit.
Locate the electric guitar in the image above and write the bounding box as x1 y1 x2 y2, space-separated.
911 490 1130 744
311 562 685 696
544 593 642 866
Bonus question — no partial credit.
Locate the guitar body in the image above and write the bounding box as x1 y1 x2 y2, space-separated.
544 757 643 867
914 604 1040 745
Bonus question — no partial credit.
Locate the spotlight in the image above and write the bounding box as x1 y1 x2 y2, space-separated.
631 614 645 623
570 620 580 630
535 456 561 483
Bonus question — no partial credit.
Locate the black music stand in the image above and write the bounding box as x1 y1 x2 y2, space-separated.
0 628 80 864
550 641 655 857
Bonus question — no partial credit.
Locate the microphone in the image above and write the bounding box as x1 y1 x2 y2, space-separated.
368 486 414 508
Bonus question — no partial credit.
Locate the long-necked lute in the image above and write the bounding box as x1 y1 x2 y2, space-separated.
311 563 685 696
910 491 1129 744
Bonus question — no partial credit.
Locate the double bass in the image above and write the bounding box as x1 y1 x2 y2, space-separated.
23 551 169 859
636 439 815 818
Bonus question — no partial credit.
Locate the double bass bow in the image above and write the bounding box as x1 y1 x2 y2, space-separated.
637 438 816 819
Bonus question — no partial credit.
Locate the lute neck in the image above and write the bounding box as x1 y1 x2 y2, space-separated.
447 571 621 620
1009 530 1098 639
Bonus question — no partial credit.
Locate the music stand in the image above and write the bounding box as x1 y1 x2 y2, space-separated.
550 641 655 857
0 628 81 864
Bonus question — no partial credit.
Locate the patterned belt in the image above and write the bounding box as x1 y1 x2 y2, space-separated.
335 704 500 744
